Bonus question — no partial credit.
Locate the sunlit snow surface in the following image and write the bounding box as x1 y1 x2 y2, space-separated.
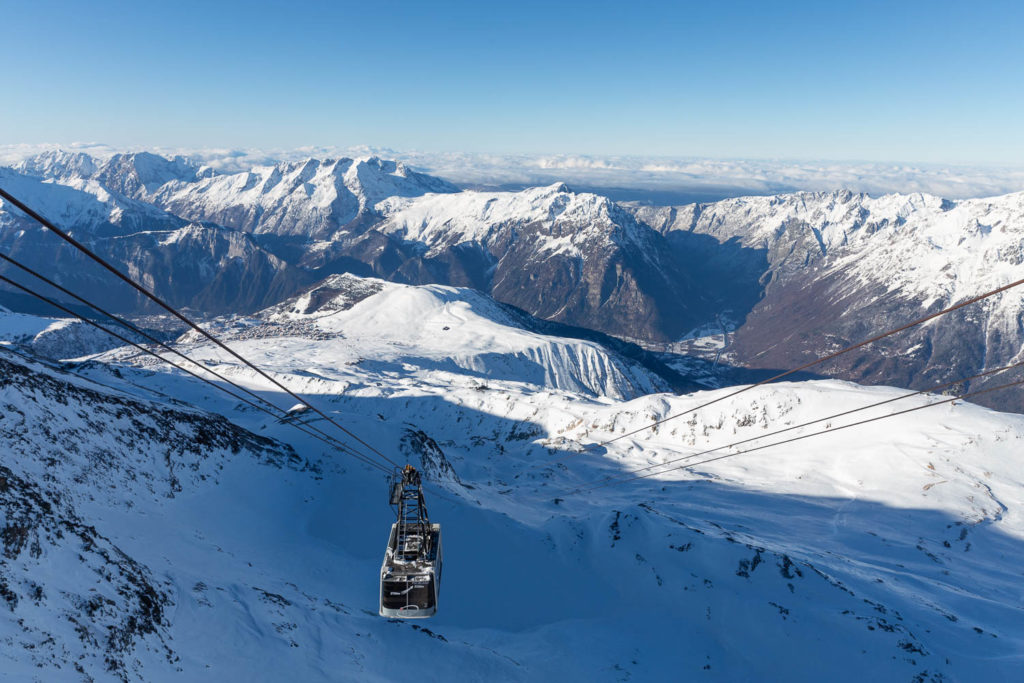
1 280 1023 681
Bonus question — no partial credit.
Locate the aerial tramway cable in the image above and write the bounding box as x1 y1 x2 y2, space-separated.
1 185 454 622
0 271 393 475
0 249 389 470
591 275 1024 450
0 185 400 470
523 273 1024 476
573 374 1024 495
576 357 1024 491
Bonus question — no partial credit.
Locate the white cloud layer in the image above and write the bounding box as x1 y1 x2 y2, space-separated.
3 143 1023 202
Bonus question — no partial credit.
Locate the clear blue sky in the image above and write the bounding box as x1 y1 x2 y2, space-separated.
2 0 1022 163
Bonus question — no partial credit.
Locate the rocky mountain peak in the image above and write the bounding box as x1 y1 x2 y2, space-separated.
95 152 201 197
14 148 100 180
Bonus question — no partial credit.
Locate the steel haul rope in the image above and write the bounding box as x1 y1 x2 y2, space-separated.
573 375 1024 495
0 185 399 470
576 358 1024 491
0 272 394 474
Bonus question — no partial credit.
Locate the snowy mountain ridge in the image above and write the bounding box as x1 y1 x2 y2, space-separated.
0 165 184 237
637 189 1024 305
3 149 1024 412
173 274 671 401
373 182 651 259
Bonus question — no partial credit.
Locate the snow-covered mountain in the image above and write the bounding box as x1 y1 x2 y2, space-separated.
147 156 459 240
3 149 1024 413
0 165 183 238
635 190 1024 411
0 165 309 314
14 151 459 240
298 182 712 341
176 273 674 401
3 152 715 341
2 273 1022 680
362 183 712 341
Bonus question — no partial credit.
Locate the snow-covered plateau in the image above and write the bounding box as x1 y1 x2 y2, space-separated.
1 276 1022 682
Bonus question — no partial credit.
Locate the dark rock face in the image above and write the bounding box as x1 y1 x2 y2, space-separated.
725 269 1023 413
99 225 314 314
0 220 309 316
487 218 706 343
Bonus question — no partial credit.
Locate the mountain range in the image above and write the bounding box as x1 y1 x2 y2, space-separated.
2 149 1022 412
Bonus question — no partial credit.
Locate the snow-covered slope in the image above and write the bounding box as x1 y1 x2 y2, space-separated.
181 273 671 400
0 312 132 360
0 310 61 344
2 277 1024 680
0 348 299 680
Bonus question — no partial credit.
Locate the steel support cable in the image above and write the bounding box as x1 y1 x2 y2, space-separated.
0 250 386 469
0 186 400 470
573 375 1024 495
591 276 1024 450
422 483 463 506
576 358 1024 490
0 251 292 412
0 272 391 475
523 274 1024 475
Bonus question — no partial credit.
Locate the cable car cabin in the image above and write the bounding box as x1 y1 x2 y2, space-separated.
379 521 442 618
379 465 443 618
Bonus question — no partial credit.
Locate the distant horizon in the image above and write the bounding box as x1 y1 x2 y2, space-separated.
4 141 1024 202
10 138 1024 168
